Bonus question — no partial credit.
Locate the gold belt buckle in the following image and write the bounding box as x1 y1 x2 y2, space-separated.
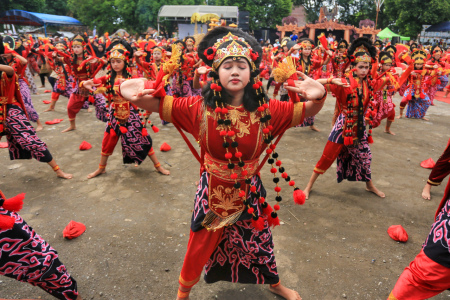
0 97 7 104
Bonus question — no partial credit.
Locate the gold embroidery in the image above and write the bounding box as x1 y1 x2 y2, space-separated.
210 186 242 217
204 153 259 182
387 292 398 300
207 109 259 138
290 102 304 127
162 95 173 123
427 179 441 186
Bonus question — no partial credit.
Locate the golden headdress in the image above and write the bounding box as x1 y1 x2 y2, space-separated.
411 49 427 64
352 45 371 63
109 43 128 61
72 34 86 46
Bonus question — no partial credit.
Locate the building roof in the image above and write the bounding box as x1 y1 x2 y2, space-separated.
0 10 83 27
158 5 238 21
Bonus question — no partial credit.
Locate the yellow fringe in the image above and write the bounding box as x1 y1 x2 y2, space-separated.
202 210 243 231
273 56 296 83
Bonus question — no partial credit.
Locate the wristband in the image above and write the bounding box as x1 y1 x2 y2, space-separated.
313 90 327 103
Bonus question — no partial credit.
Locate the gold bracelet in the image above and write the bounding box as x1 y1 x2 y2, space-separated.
52 165 60 172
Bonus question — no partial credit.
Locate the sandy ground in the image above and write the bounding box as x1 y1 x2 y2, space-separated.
1 77 450 300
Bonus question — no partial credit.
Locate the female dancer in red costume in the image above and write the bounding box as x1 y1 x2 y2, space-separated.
0 38 72 179
372 51 399 135
59 34 107 132
390 161 450 299
82 40 169 178
289 38 331 132
120 26 334 300
303 38 411 199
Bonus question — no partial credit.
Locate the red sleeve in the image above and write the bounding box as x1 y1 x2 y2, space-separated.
159 95 203 139
93 76 107 85
268 99 305 137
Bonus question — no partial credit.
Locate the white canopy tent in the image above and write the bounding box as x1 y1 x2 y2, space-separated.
157 5 238 36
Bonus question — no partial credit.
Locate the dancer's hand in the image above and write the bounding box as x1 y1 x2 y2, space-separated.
82 80 100 92
196 66 208 75
285 71 326 100
330 78 350 87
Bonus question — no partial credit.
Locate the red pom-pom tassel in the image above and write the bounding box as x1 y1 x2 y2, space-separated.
367 135 374 144
151 125 159 133
0 215 15 230
262 203 273 216
3 193 25 212
119 126 128 134
142 127 148 136
293 188 306 205
251 216 265 231
268 212 280 228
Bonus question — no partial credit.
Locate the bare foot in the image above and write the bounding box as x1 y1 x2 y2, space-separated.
269 284 302 300
384 129 395 135
61 126 75 133
310 125 320 132
422 184 432 200
396 115 402 119
156 165 170 175
87 168 106 179
56 170 73 179
366 183 385 198
44 107 55 112
36 124 43 132
304 186 311 200
39 85 45 88
87 108 93 113
422 117 429 121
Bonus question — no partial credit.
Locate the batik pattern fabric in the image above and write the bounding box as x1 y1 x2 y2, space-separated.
104 105 152 165
428 84 438 105
328 113 372 182
423 195 450 268
4 104 52 162
297 98 315 127
25 65 38 95
398 81 408 97
18 78 39 123
403 88 431 119
336 134 372 183
372 90 395 128
192 172 279 285
171 72 194 97
0 199 78 299
53 75 75 98
438 75 448 91
70 80 107 122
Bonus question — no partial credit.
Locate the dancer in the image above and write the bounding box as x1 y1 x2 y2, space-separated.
389 174 450 299
303 37 406 200
120 26 330 300
372 51 398 135
1 35 43 131
290 38 331 132
59 34 107 132
81 39 169 178
0 43 72 179
425 45 447 105
0 190 82 299
422 138 450 200
397 49 434 120
45 40 75 111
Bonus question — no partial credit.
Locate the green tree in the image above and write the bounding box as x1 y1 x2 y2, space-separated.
215 0 293 29
3 0 45 12
43 0 70 15
68 0 120 33
384 0 450 37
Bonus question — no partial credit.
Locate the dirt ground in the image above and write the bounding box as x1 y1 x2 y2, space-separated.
1 77 450 300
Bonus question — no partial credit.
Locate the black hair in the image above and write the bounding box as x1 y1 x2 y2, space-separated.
348 37 376 65
105 39 133 99
384 45 396 54
378 51 392 63
197 27 265 112
431 44 443 62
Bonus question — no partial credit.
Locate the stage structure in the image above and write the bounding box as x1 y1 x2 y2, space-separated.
276 6 380 43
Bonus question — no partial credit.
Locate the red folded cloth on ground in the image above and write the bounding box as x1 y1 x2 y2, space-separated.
44 90 52 93
63 220 86 239
79 141 92 150
45 119 64 125
420 158 436 169
42 100 51 104
0 142 8 148
160 142 171 152
388 225 408 242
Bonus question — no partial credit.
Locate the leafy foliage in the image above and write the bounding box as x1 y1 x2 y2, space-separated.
215 0 293 29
